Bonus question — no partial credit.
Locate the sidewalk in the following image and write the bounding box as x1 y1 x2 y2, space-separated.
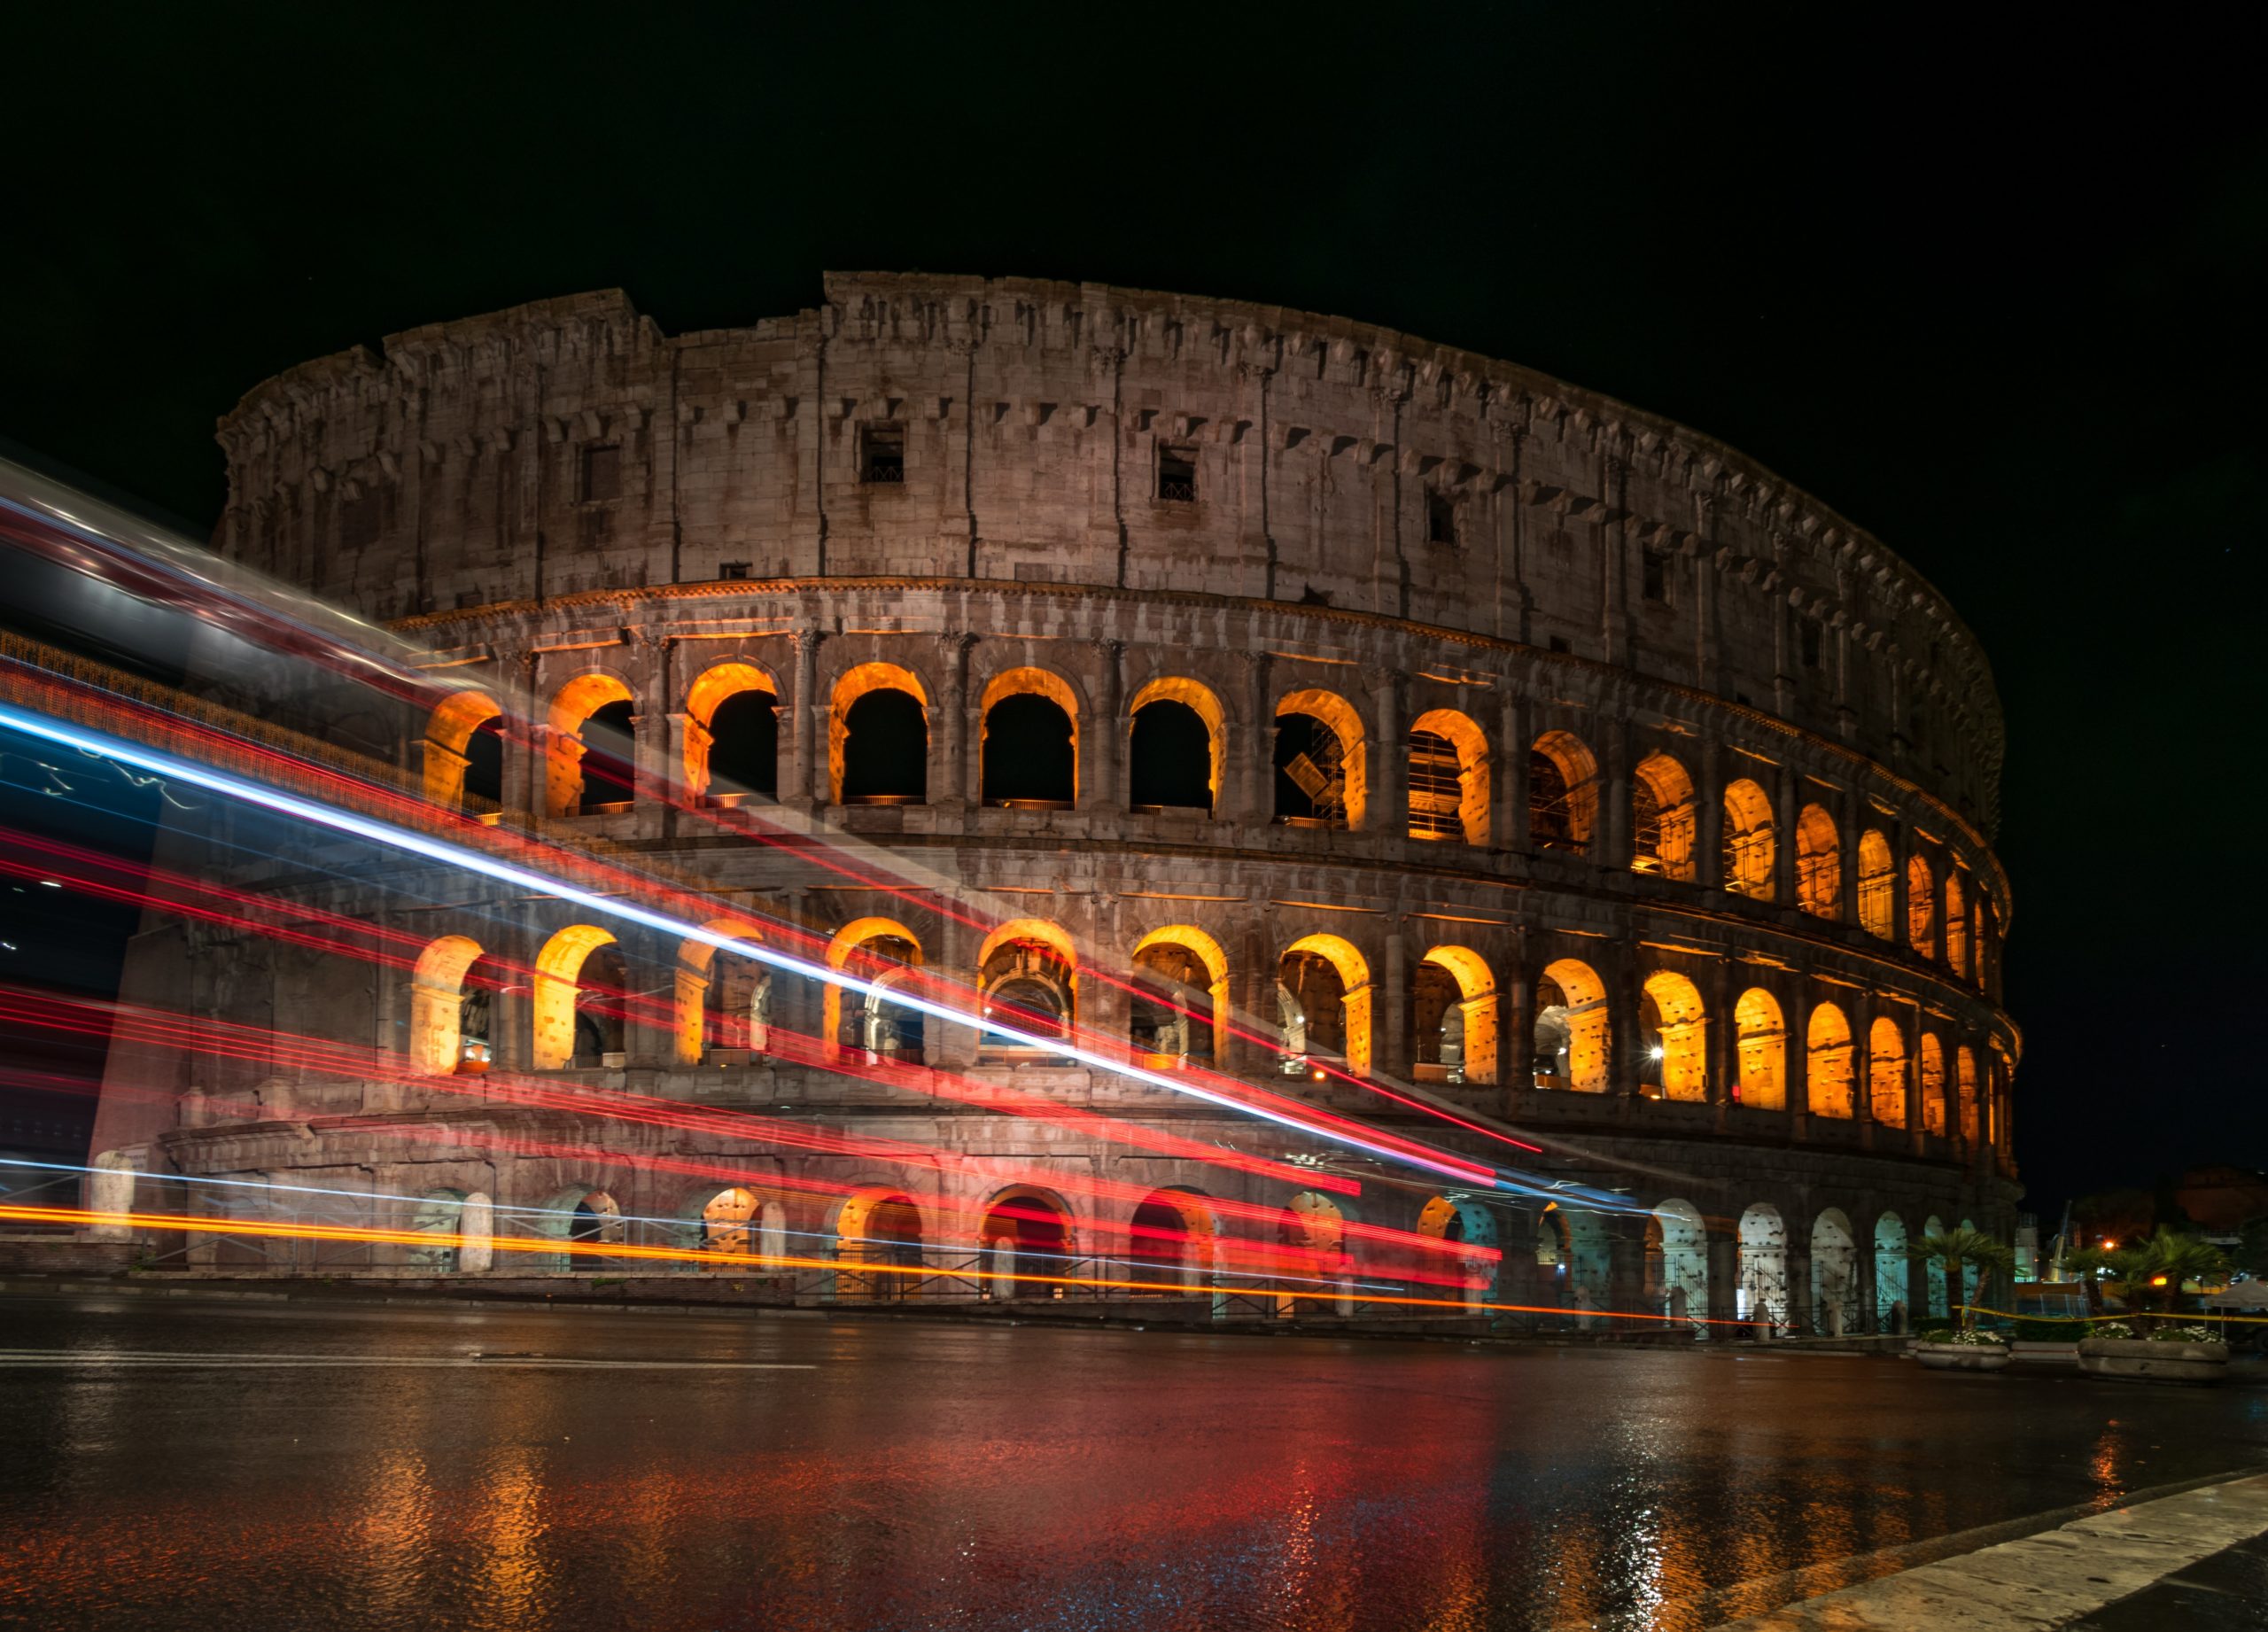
1707 1472 2268 1630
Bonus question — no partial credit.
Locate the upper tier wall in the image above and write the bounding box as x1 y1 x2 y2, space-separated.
212 274 2004 835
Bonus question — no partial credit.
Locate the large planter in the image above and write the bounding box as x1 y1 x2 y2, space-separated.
2077 1337 2230 1384
1915 1340 2011 1372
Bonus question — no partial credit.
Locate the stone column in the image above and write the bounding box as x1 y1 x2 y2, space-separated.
1706 955 1736 1123
1773 760 1801 905
1888 819 1910 954
791 625 824 809
1225 903 1280 1078
1376 923 1410 1084
1705 1229 1740 1335
1088 638 1123 812
459 1190 496 1274
1501 942 1534 1107
1366 664 1406 839
936 632 974 810
1851 990 1876 1150
1784 1231 1814 1336
1495 685 1529 854
1696 739 1726 891
1609 947 1641 1097
87 1147 144 1240
1600 713 1633 874
1839 792 1865 926
1783 974 1809 1139
1238 650 1274 826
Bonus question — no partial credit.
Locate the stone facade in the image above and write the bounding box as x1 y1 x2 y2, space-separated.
95 273 2020 1333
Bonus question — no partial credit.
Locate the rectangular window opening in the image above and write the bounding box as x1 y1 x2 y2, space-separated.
581 444 623 503
1642 546 1670 604
1427 491 1457 546
718 561 751 581
1800 620 1822 670
1158 447 1197 502
860 424 905 484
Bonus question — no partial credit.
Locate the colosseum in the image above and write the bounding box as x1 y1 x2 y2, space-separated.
86 271 2019 1334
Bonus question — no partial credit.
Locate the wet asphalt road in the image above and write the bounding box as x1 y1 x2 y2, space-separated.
1 1294 2264 1631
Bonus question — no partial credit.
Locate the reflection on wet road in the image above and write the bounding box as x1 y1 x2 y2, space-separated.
2 1295 2262 1630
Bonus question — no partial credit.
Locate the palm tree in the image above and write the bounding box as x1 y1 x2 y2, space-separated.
2061 1245 2119 1317
2121 1228 2230 1333
1911 1226 2016 1333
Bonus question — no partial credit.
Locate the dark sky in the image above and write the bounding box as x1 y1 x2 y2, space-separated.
2 5 2261 1216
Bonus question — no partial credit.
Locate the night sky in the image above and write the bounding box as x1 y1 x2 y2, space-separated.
2 7 2260 1218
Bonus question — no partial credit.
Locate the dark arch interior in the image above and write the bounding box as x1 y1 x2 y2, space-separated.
462 716 503 808
1273 712 1344 822
571 944 627 1064
579 700 637 810
1129 701 1212 811
1130 944 1215 1061
707 689 778 797
1411 960 1462 1067
987 1197 1069 1297
983 694 1075 806
1129 1197 1192 1276
1278 950 1348 1056
1529 749 1577 850
842 689 927 803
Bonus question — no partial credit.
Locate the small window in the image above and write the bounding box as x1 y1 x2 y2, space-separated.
1641 546 1670 604
1800 620 1822 670
1426 491 1457 546
1158 447 1197 502
1547 635 1571 655
860 424 905 484
581 445 622 502
718 561 751 581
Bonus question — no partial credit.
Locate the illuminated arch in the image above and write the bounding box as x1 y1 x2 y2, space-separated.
834 1187 925 1301
1274 688 1368 830
1733 987 1786 1110
690 1185 761 1270
976 918 1078 1051
1812 1208 1860 1334
409 934 485 1075
1127 675 1224 812
423 689 503 812
829 662 928 805
1795 804 1840 918
545 671 637 817
1868 1015 1908 1129
1528 730 1598 853
1417 944 1498 1085
1874 1212 1912 1328
1130 924 1230 1066
674 918 768 1065
1280 1190 1355 1315
1919 1032 1947 1136
1945 871 1970 979
1806 1002 1855 1119
1922 1214 1950 1317
1857 829 1895 939
682 659 780 798
979 665 1080 807
1721 778 1777 899
1407 708 1490 845
1534 957 1609 1092
1907 851 1938 958
1649 1199 1708 1331
1956 1045 1980 1145
1129 1188 1216 1294
1639 970 1707 1101
1630 750 1697 880
532 924 618 1070
1279 932 1374 1076
1416 1193 1502 1307
980 1185 1076 1300
540 1185 623 1271
1738 1202 1790 1332
823 918 925 1061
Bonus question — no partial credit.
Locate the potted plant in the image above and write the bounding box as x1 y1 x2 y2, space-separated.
2078 1229 2232 1383
1909 1226 2016 1371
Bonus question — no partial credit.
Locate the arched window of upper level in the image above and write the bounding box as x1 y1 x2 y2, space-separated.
1529 731 1598 855
1128 678 1222 813
1630 751 1697 881
423 690 504 814
546 672 637 817
977 919 1077 1057
1974 892 1998 996
831 663 928 805
1919 1033 1947 1136
1130 926 1227 1066
1278 934 1372 1076
684 661 779 802
674 919 769 1066
532 925 625 1070
1795 804 1840 919
1907 852 1938 960
826 918 924 1064
1414 945 1496 1086
980 668 1079 809
1945 871 1970 981
1733 988 1785 1110
1956 1045 1980 1144
1721 779 1777 899
1273 689 1366 830
1869 1016 1908 1129
1534 958 1609 1092
1857 829 1896 940
1806 1003 1854 1119
410 935 501 1076
1407 709 1489 844
1638 971 1707 1101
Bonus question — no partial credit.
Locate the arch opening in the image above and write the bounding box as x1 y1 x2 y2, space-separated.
1638 970 1707 1101
532 925 623 1071
1732 987 1786 1110
408 1189 467 1273
833 663 928 805
547 672 637 817
685 661 779 801
1649 1199 1708 1334
423 689 503 812
1273 689 1365 829
836 1188 925 1301
1869 1015 1909 1129
1413 945 1497 1086
1533 957 1608 1092
1130 933 1222 1067
1278 934 1372 1076
1806 1002 1855 1119
1129 698 1215 812
1812 1208 1860 1336
1919 1033 1947 1136
1857 829 1895 939
1874 1211 1911 1332
1907 852 1938 958
1738 1202 1790 1333
980 669 1078 808
1945 871 1970 978
1721 778 1777 899
1795 804 1840 919
1407 709 1489 844
1528 731 1597 854
978 921 1076 1059
981 1187 1074 1300
1417 1194 1501 1307
1630 751 1697 880
828 921 926 1065
1128 1190 1215 1294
